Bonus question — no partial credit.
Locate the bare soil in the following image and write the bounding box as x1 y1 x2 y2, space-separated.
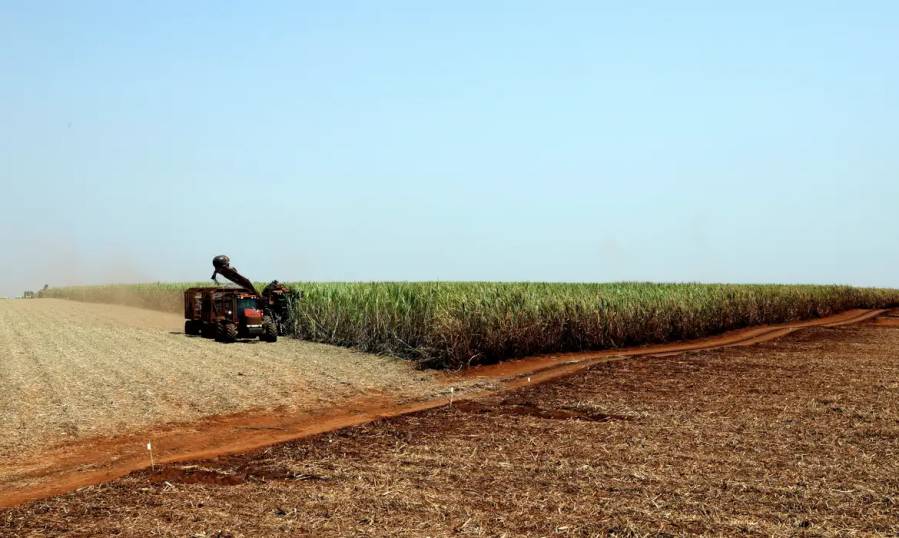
2 320 897 536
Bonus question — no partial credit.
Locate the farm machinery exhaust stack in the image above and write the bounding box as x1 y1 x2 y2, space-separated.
183 256 299 343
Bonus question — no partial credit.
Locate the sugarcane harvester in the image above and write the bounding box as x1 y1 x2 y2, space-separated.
183 255 298 343
213 256 299 337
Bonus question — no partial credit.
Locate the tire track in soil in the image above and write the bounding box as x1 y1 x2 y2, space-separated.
0 307 888 508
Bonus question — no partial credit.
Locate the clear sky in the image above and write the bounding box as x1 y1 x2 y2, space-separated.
2 1 898 297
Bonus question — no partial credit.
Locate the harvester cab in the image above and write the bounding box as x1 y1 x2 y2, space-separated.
261 280 301 336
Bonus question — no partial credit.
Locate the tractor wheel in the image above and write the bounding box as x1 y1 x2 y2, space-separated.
261 317 278 342
201 323 216 338
217 322 238 343
184 320 199 335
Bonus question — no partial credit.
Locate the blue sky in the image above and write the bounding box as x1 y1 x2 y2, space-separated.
2 1 898 296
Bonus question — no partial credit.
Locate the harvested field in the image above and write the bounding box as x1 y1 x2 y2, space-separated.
2 319 897 536
0 299 443 464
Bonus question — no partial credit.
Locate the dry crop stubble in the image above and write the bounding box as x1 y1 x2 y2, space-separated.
2 322 896 535
0 299 445 465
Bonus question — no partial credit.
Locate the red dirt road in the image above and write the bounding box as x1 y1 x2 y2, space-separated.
0 307 887 509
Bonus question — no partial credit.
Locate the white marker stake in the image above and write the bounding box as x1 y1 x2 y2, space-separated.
147 441 155 470
450 387 455 405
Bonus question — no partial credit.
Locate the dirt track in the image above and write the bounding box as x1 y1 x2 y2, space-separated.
0 300 889 510
2 317 897 535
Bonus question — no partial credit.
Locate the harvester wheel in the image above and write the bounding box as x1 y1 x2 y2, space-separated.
262 318 278 342
217 322 238 343
184 320 200 336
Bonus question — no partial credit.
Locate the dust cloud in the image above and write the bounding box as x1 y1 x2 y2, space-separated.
0 237 151 298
